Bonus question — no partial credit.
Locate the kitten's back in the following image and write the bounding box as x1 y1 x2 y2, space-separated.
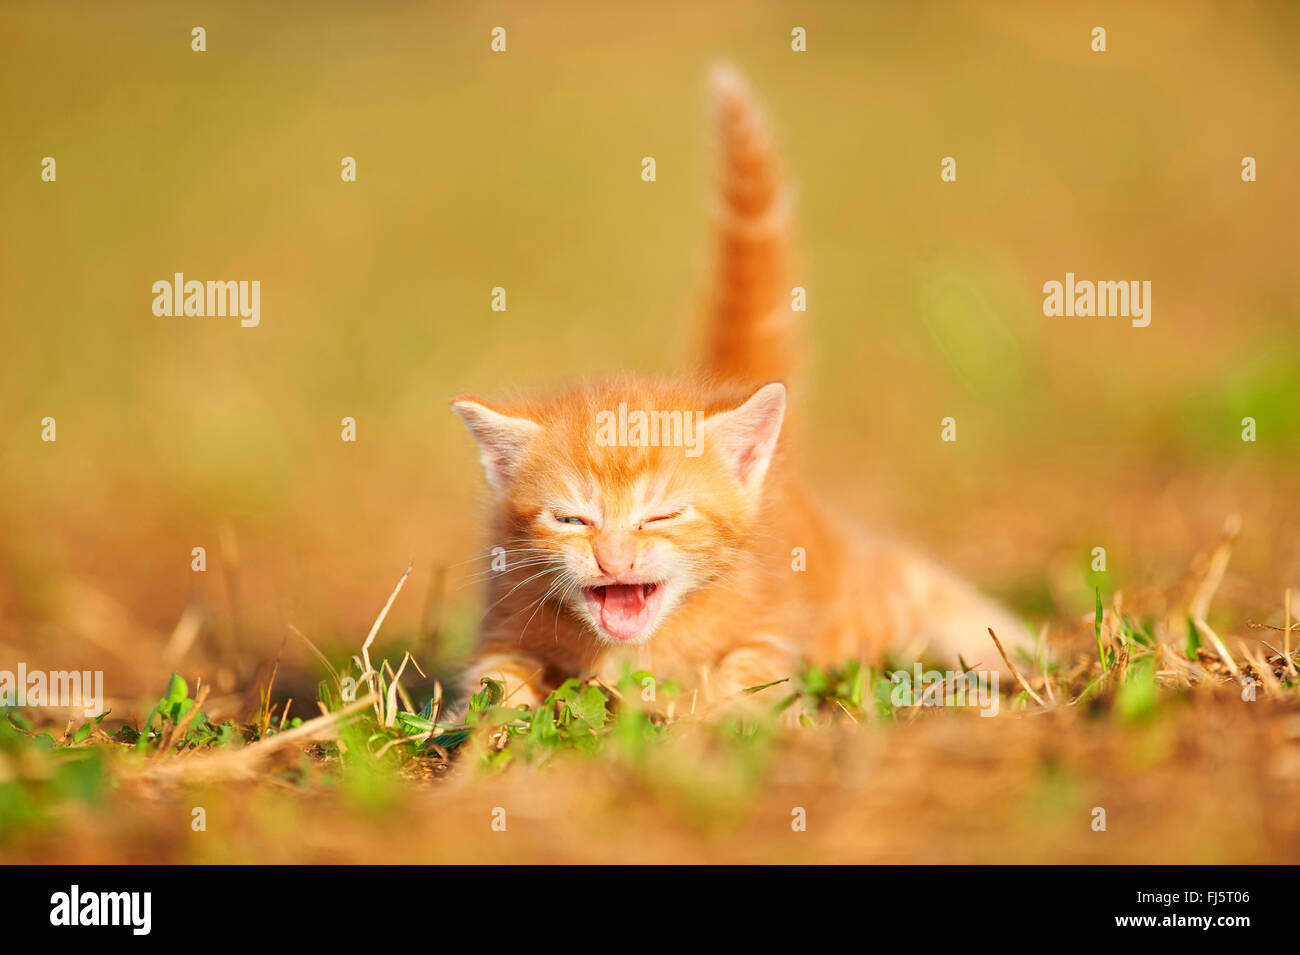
699 67 1037 677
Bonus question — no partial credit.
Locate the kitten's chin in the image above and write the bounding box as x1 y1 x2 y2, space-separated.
582 582 666 644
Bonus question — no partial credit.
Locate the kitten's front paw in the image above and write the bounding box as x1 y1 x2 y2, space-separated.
709 642 800 725
778 700 813 730
464 654 548 712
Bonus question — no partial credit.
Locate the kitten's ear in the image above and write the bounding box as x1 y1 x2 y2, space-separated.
703 381 786 495
451 398 542 492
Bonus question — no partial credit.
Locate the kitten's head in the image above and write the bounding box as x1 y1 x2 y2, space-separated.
452 379 786 645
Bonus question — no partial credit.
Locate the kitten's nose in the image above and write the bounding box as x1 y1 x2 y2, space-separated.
592 533 637 578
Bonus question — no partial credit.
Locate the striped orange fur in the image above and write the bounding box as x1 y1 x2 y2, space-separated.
451 67 1033 713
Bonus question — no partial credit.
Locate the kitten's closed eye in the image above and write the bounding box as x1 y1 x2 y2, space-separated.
642 510 684 526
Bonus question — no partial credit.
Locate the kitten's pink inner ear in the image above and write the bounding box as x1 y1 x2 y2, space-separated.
704 382 787 493
451 399 542 491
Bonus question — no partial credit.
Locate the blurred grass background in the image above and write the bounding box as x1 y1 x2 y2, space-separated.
1 0 1297 704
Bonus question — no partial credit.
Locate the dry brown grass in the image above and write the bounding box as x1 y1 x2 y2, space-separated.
4 519 1298 865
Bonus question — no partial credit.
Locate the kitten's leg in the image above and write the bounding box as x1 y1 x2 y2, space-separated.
850 542 1039 676
464 652 549 710
710 636 803 724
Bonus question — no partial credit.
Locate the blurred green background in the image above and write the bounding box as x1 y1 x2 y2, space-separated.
1 1 1297 704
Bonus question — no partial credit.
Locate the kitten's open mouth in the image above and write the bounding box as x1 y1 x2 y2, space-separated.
583 582 664 641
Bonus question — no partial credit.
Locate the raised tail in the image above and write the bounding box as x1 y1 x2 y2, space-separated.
700 65 800 385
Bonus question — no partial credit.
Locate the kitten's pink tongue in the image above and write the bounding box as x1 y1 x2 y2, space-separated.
600 584 649 639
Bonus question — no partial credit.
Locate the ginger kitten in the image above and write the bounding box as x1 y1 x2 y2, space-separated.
451 67 1032 711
